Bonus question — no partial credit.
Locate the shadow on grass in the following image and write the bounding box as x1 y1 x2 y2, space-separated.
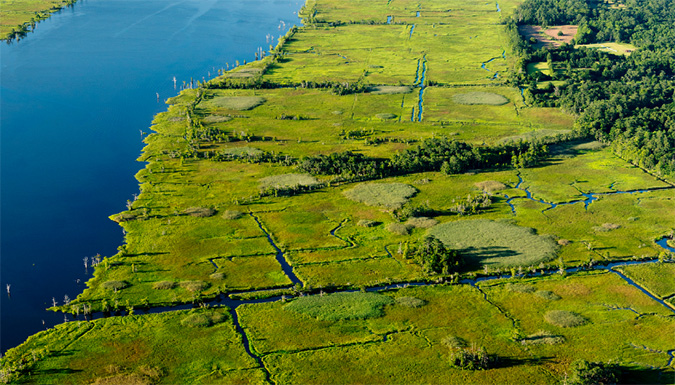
621 366 675 385
491 355 555 369
34 368 82 375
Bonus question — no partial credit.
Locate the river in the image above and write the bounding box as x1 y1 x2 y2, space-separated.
0 0 300 352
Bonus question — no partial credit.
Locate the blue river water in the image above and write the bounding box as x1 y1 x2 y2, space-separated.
0 0 300 352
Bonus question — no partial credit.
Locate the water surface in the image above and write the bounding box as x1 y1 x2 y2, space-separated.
0 0 300 352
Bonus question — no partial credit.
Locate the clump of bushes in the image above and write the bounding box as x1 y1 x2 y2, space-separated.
558 239 571 246
406 236 463 274
284 292 393 321
180 311 227 328
218 147 263 158
535 290 561 300
357 219 379 227
387 223 410 235
222 210 244 220
544 310 587 328
369 85 412 94
183 207 216 217
520 330 565 345
102 281 128 291
259 173 319 191
112 213 137 223
449 345 496 370
343 183 417 210
567 360 621 385
395 296 426 308
152 281 176 290
180 280 210 293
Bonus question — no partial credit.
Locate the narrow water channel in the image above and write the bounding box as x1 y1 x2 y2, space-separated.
0 0 300 352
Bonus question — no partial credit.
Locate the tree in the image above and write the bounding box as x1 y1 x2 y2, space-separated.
567 360 621 385
410 236 462 274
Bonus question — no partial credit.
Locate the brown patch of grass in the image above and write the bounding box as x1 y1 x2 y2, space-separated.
518 25 577 49
152 281 176 290
475 180 506 192
183 207 216 217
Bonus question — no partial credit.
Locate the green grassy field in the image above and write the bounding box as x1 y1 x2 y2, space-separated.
3 0 675 383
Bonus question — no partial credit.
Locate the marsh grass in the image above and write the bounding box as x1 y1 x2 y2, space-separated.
205 96 265 110
520 330 565 345
284 292 393 321
183 207 216 218
506 283 535 294
428 220 557 268
387 223 410 235
592 223 621 232
219 147 263 157
535 290 561 300
209 272 226 280
91 373 151 385
544 310 587 328
180 280 210 293
102 281 127 291
152 281 176 290
343 183 417 210
357 219 379 227
405 217 438 229
453 92 508 105
369 86 412 94
202 115 232 123
442 335 468 349
222 210 244 220
259 173 319 190
181 311 227 328
395 296 426 308
375 113 397 120
475 180 506 192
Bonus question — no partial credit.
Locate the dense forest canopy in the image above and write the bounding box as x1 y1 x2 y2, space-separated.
508 0 675 176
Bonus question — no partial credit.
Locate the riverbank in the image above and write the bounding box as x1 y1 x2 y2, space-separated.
2 0 674 382
0 0 77 40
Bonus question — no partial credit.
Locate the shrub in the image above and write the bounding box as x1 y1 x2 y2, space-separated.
180 280 210 293
520 330 565 345
102 281 127 291
405 217 438 229
152 281 176 290
344 183 417 210
395 296 426 308
474 180 506 192
112 213 137 223
568 360 621 385
442 335 467 349
558 239 571 246
183 207 216 217
387 223 410 235
544 310 587 327
506 283 536 294
284 292 393 321
357 219 379 227
453 92 509 105
449 346 495 370
535 290 561 300
209 272 226 280
137 365 164 380
408 236 463 274
222 210 244 220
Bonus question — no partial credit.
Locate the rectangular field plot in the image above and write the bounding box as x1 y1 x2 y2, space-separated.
6 309 264 384
295 257 425 287
481 272 675 374
617 262 675 300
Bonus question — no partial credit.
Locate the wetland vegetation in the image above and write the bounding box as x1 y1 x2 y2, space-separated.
2 0 674 383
